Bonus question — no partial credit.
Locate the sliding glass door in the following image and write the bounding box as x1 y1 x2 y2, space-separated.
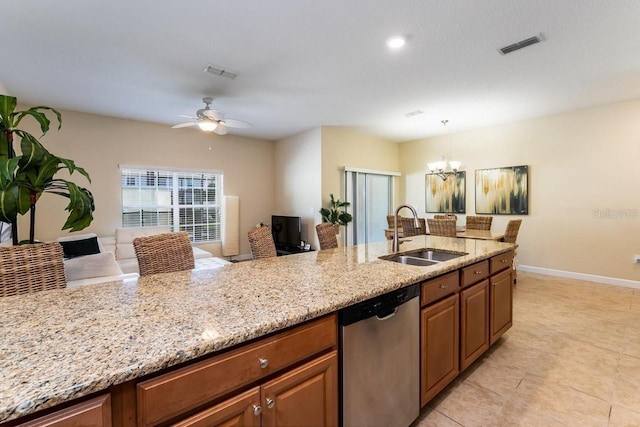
345 169 397 245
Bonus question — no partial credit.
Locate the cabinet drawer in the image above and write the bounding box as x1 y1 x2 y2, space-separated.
421 271 460 307
460 260 489 288
137 314 337 426
21 395 111 427
490 251 514 274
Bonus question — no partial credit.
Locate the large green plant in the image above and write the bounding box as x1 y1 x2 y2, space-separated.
319 193 352 227
0 94 95 244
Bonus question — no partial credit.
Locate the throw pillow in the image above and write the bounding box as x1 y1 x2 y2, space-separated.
59 236 101 259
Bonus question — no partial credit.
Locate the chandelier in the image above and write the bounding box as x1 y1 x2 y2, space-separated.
427 120 461 181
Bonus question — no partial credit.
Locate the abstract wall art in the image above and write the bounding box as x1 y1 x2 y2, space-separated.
425 172 466 213
475 165 528 215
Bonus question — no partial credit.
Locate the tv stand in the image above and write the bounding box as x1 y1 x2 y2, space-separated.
276 245 313 256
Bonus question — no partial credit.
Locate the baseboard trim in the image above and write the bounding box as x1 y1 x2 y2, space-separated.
519 265 640 289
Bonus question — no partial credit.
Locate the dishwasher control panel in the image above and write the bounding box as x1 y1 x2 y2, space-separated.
339 283 419 326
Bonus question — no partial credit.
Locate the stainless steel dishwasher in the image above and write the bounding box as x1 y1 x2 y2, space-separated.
340 283 420 427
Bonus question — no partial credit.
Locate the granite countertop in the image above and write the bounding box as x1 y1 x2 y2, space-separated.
0 236 514 422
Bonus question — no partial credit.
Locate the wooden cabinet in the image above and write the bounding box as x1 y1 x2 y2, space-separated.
460 280 490 371
420 294 459 407
176 351 338 427
20 395 111 427
135 314 337 426
490 268 513 344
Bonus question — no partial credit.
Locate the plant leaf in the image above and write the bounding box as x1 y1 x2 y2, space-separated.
0 95 17 129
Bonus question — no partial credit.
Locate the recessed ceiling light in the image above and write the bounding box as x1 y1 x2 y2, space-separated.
386 35 406 49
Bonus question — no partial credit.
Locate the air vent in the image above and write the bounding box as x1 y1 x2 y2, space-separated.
498 34 544 55
404 110 425 118
203 64 238 79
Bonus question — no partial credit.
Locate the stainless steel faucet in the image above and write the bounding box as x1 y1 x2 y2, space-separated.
393 204 419 252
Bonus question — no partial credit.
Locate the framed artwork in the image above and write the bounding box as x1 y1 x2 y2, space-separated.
425 172 466 213
475 165 528 214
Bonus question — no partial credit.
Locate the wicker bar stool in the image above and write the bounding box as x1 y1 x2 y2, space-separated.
400 217 426 237
133 231 195 276
248 226 277 260
316 223 338 250
427 218 457 237
1 242 67 297
465 215 493 230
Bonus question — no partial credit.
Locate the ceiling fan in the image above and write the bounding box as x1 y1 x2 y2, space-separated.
172 97 251 135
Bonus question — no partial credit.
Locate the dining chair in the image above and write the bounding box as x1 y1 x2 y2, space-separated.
400 217 426 237
465 215 493 231
503 219 523 284
427 218 457 237
0 242 67 297
434 214 457 221
133 231 195 276
247 226 278 260
316 223 339 250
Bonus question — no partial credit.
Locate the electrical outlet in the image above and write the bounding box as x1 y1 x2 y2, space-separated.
634 255 640 264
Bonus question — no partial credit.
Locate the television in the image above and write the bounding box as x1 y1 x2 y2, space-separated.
271 215 302 249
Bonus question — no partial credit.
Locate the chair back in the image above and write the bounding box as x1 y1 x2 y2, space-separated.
248 226 277 260
400 217 426 237
434 214 457 221
133 231 195 276
316 223 338 250
427 218 457 237
466 215 493 231
503 219 522 244
1 242 67 297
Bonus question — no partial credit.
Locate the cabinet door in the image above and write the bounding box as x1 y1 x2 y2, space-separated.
490 269 513 344
460 280 490 371
421 294 459 407
261 351 338 427
173 387 261 427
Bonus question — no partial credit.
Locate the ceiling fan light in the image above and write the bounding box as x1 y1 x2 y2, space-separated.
198 121 217 132
449 161 461 171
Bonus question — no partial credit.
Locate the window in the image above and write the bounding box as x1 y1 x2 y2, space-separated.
120 166 223 243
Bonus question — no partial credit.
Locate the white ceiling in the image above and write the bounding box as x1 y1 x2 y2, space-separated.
1 1 639 142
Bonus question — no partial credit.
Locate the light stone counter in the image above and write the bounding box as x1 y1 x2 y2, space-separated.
0 236 514 422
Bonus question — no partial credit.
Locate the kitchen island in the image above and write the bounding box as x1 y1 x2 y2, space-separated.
0 235 515 425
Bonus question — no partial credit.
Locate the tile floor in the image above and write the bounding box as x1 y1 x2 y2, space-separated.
413 271 640 427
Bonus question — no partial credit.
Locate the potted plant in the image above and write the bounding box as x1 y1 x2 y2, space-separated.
319 193 352 231
0 94 95 244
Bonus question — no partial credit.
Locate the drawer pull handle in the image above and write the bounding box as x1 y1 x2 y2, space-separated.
474 270 483 274
252 405 262 416
501 259 508 263
439 284 448 289
266 397 276 409
492 282 497 287
259 358 269 369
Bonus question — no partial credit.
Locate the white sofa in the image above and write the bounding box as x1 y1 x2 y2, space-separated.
58 226 230 287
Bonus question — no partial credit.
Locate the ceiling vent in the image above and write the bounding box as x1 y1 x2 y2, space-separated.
404 110 424 118
498 33 544 55
203 64 237 79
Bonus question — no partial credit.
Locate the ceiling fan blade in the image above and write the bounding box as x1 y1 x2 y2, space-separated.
202 109 224 121
221 118 252 128
177 114 196 119
172 122 197 129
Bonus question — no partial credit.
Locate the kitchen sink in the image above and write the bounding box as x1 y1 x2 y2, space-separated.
380 248 467 266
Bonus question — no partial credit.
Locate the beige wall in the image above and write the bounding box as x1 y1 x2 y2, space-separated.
400 99 640 282
274 128 322 248
15 108 275 256
321 126 401 210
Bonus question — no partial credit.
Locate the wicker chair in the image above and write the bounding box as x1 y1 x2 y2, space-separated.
434 214 457 221
316 223 338 250
465 215 493 231
503 219 522 244
400 217 426 237
133 231 195 276
248 226 277 260
0 242 67 297
427 218 457 237
503 219 523 284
